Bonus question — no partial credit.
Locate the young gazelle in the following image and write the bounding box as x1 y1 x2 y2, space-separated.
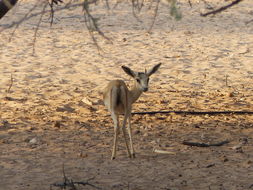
103 63 161 160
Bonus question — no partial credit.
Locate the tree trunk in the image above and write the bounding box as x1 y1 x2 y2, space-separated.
0 0 18 19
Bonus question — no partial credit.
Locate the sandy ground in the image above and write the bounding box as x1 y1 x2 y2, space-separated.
0 0 253 189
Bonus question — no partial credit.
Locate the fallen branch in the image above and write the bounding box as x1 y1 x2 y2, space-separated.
200 0 244 17
131 110 253 115
51 180 101 190
182 140 230 147
4 96 27 102
50 164 101 190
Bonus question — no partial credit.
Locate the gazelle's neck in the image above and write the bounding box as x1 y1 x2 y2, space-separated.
129 81 143 104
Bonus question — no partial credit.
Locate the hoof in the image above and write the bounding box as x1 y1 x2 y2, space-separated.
132 153 136 158
111 156 116 160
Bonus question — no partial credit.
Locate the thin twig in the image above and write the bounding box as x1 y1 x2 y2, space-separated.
148 0 160 33
182 140 230 147
62 163 67 184
82 0 112 52
50 163 101 189
225 75 228 87
83 11 103 53
48 0 55 26
6 73 13 93
1 2 84 32
132 0 144 13
84 0 111 41
32 1 48 55
8 1 40 42
188 0 192 8
131 0 143 23
200 0 244 17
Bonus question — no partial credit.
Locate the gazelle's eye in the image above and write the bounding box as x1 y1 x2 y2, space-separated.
136 79 140 83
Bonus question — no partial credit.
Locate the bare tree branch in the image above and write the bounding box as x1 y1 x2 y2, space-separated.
1 1 82 32
8 1 40 42
0 0 247 53
82 0 112 52
182 140 230 147
50 163 101 190
131 0 144 23
148 0 160 33
32 1 48 54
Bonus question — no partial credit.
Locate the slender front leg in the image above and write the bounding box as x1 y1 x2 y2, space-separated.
127 114 135 158
111 113 119 160
122 114 131 158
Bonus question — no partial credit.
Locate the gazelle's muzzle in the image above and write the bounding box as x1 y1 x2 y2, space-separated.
143 87 148 92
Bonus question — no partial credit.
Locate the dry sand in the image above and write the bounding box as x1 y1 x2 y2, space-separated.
0 0 253 189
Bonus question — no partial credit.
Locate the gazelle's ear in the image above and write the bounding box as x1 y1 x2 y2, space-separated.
147 63 161 76
122 66 136 78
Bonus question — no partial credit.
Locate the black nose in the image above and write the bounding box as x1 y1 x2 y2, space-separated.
143 88 148 92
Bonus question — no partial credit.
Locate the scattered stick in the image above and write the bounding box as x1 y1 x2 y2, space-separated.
182 140 230 147
225 75 228 87
200 0 244 17
206 163 215 168
131 110 253 115
6 73 13 93
50 164 101 190
4 97 27 102
153 148 176 155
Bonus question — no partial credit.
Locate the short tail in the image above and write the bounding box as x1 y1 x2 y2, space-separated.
110 86 121 112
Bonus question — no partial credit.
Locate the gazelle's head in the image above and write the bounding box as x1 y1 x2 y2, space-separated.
122 63 161 92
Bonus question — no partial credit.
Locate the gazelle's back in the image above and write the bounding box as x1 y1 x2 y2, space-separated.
103 80 128 114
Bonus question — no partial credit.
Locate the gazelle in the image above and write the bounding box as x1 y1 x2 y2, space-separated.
103 63 161 160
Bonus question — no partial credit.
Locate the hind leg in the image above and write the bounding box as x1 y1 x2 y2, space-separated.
122 114 131 158
127 114 135 158
111 113 119 160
